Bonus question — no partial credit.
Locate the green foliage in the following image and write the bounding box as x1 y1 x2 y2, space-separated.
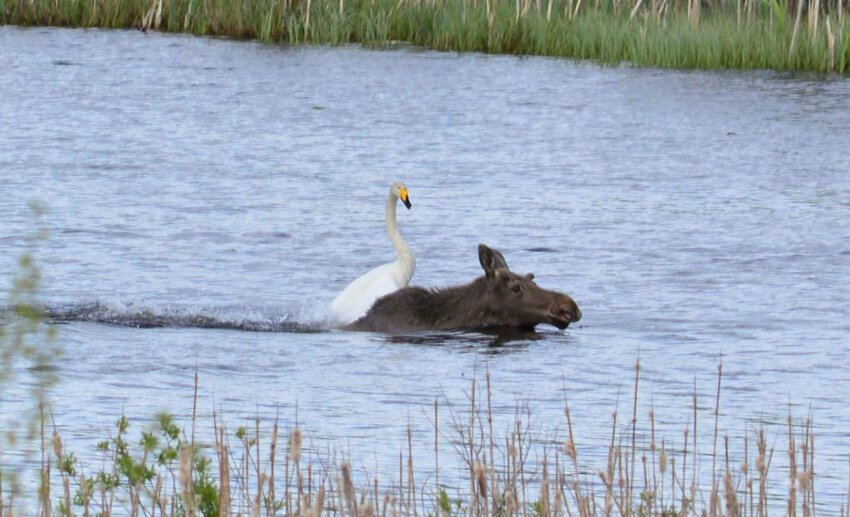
195 455 221 517
51 412 222 516
437 488 452 514
0 202 62 504
1 0 848 72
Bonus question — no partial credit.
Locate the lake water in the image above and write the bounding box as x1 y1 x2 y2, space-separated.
2 25 850 511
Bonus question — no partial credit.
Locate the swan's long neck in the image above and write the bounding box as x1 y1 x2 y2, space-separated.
386 191 415 283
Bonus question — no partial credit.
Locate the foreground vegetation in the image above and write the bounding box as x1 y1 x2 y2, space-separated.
2 0 849 72
0 362 841 516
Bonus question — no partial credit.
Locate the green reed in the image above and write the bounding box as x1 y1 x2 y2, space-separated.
2 0 849 72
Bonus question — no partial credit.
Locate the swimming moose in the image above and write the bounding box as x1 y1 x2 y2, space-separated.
344 244 581 333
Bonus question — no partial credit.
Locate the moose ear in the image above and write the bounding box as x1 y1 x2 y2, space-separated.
478 244 510 279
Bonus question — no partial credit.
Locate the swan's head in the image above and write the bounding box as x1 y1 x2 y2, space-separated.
391 181 412 210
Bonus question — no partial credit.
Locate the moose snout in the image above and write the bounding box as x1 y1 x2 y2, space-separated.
552 296 582 325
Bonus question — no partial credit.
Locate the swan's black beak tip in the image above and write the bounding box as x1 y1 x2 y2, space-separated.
402 197 412 209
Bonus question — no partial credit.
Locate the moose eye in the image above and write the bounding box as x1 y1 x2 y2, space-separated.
512 284 523 294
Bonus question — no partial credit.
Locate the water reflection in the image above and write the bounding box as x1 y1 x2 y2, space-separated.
384 326 544 349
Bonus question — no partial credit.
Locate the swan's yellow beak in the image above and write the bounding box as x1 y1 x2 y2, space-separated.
400 188 412 209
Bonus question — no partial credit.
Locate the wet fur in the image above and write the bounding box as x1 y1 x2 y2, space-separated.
344 277 499 332
343 244 581 333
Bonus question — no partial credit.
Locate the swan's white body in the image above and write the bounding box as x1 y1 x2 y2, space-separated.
331 182 415 324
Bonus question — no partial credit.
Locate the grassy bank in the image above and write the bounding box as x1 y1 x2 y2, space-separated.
2 0 849 72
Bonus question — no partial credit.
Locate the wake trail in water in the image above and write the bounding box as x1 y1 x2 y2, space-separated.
38 301 330 333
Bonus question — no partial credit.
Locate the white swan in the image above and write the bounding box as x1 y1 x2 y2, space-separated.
331 181 415 324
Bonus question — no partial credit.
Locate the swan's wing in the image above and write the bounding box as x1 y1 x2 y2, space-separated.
331 262 401 324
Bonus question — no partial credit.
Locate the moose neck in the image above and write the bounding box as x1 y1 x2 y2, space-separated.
426 277 498 327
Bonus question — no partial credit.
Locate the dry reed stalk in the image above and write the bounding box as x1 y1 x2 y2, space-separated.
468 378 478 516
255 413 263 512
649 409 658 515
508 433 518 516
809 0 821 45
51 430 71 517
711 361 723 517
517 411 529 517
618 444 626 511
539 453 550 517
688 0 699 27
790 0 805 63
155 0 162 29
398 450 404 516
827 18 837 70
407 424 416 517
756 428 767 517
315 484 326 517
564 402 583 512
629 0 645 20
553 455 563 517
183 0 193 30
627 358 640 516
641 453 649 514
743 428 752 517
154 474 165 516
789 414 798 517
343 462 358 516
691 383 698 515
670 456 678 514
475 462 489 516
682 424 690 516
304 0 312 40
486 372 496 510
285 435 291 515
305 461 313 510
269 413 279 517
604 408 618 516
724 470 740 516
179 445 196 517
809 419 816 516
191 369 198 461
373 478 379 517
571 0 583 20
434 399 439 499
802 418 810 515
219 426 232 516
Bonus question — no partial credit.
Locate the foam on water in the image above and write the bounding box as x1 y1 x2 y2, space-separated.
43 301 329 332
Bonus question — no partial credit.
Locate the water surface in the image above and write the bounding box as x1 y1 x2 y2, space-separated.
2 26 850 509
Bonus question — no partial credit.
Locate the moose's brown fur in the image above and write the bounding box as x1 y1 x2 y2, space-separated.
344 244 581 333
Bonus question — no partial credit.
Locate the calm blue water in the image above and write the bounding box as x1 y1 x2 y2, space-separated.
2 25 850 511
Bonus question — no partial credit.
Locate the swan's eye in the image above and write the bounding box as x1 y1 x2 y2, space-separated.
512 284 523 294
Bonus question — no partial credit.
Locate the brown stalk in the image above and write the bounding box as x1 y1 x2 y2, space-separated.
711 361 723 517
627 357 640 516
407 424 416 517
487 370 497 511
681 423 690 515
269 412 279 517
434 399 440 498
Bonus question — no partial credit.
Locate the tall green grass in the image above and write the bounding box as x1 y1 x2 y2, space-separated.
2 0 849 72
